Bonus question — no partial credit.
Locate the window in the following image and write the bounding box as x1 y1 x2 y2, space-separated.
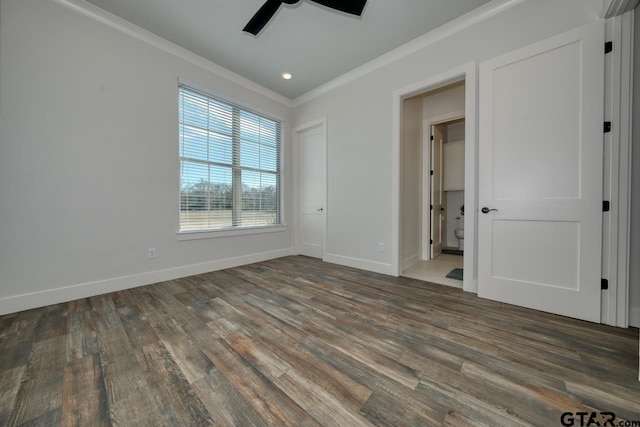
179 84 282 233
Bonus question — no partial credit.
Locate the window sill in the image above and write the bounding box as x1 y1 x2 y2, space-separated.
177 224 287 241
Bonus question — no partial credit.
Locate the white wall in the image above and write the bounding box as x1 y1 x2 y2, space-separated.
293 0 603 275
0 0 293 314
401 97 423 268
445 191 464 248
629 6 640 328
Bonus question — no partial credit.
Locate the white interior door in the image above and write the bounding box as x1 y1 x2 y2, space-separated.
430 125 444 258
478 21 604 322
298 122 326 258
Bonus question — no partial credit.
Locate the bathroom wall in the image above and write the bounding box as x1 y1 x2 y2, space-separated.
401 96 424 267
448 121 465 142
446 191 465 248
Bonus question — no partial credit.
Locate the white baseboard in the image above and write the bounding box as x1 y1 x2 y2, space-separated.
402 254 421 271
630 306 640 328
0 248 293 316
323 253 395 276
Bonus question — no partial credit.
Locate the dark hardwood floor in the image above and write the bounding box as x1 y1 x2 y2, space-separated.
0 256 638 426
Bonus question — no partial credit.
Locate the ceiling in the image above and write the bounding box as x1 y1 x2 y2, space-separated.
84 0 493 100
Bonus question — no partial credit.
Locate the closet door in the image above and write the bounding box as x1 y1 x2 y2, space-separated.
297 122 326 258
478 21 604 322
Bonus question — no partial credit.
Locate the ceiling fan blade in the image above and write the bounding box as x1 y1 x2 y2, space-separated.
310 0 367 16
243 0 283 35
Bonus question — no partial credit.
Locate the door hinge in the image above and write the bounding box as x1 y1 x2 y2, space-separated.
430 205 433 211
601 279 609 290
430 135 434 141
430 239 433 244
604 121 611 133
430 170 434 176
603 201 610 212
605 41 613 54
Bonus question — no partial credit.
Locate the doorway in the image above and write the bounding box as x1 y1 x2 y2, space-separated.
400 81 467 288
424 117 466 260
393 63 477 293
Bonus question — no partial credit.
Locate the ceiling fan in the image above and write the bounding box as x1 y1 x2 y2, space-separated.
243 0 367 35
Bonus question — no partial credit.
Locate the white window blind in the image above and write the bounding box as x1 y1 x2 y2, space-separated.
179 84 282 232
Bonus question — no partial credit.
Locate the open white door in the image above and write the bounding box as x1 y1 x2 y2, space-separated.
478 22 604 323
430 125 444 258
297 122 326 259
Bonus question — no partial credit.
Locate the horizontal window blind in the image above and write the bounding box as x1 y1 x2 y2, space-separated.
179 84 282 232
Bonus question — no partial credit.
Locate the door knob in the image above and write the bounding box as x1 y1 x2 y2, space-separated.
481 207 498 214
317 207 324 212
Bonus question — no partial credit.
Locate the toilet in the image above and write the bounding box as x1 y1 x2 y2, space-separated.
454 215 464 251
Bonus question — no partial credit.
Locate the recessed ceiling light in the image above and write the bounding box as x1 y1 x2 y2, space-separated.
282 73 293 80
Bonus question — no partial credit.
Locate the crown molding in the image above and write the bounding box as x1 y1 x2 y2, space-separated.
292 0 526 106
50 0 528 110
51 0 295 108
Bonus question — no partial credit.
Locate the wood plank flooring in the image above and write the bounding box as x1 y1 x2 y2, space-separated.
0 255 639 426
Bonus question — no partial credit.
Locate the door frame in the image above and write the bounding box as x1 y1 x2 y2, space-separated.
393 62 478 293
421 112 465 261
602 13 634 328
292 117 328 259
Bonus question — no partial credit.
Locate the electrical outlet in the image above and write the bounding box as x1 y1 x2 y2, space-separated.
148 248 157 259
378 242 385 252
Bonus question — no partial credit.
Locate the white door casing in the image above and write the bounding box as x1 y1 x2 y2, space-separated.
430 125 444 258
296 120 327 259
478 21 604 322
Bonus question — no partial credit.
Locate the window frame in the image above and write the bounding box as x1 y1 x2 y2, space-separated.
177 81 286 240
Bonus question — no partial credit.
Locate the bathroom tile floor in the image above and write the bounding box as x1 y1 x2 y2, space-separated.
402 254 464 288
